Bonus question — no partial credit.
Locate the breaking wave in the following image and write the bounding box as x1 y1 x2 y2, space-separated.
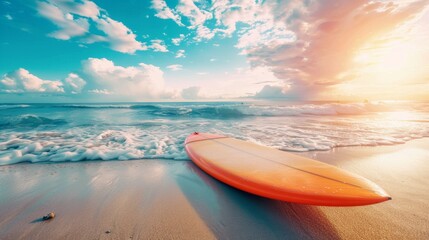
0 104 30 109
0 115 67 128
43 101 410 118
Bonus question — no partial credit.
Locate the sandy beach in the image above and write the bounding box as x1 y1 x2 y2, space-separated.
0 138 428 240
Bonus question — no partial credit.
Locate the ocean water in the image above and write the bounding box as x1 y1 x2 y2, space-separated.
1 101 428 165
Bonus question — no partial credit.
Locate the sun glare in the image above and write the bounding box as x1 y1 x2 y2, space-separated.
336 22 429 101
384 111 419 121
354 37 424 85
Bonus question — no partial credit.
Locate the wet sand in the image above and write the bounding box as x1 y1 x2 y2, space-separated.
0 138 428 239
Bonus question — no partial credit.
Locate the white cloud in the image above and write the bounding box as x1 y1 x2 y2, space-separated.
253 85 290 99
48 0 100 19
172 34 185 45
170 66 281 99
149 39 168 52
195 25 215 41
152 0 216 42
4 14 12 20
152 0 290 44
37 0 145 54
209 58 216 62
166 64 183 71
82 58 167 99
177 0 212 28
211 1 296 52
37 1 89 40
80 34 106 44
64 73 86 93
151 0 183 26
0 68 64 93
235 23 295 54
212 1 249 35
88 89 112 95
181 86 203 99
95 16 146 53
175 49 185 58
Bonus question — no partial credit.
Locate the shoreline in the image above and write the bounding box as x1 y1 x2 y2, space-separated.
1 138 428 239
2 135 429 167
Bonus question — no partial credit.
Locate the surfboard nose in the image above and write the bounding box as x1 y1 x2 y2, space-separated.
299 177 392 206
328 192 391 206
338 175 392 206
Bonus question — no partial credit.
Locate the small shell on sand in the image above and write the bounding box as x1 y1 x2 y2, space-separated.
42 212 55 220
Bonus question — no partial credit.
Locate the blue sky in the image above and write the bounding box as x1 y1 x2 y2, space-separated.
1 0 428 102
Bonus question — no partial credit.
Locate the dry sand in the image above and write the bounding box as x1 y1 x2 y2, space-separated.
0 138 428 239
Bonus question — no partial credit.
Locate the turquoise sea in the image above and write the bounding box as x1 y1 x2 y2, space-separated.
1 101 428 165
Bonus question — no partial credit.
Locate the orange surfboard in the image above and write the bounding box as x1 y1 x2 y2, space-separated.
185 132 391 206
